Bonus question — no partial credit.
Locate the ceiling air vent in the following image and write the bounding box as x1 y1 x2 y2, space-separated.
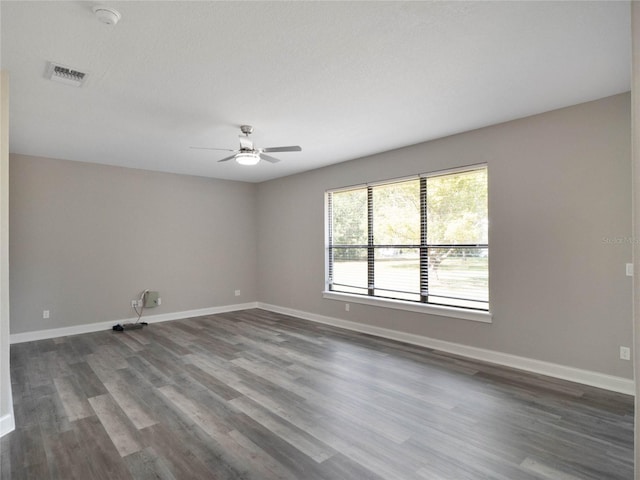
44 62 88 87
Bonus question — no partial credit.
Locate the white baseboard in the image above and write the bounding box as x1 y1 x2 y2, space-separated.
257 302 635 396
0 407 14 438
9 302 259 344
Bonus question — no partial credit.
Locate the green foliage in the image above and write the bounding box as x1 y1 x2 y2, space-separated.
331 189 367 260
329 168 488 264
331 189 367 245
427 169 488 244
373 180 420 245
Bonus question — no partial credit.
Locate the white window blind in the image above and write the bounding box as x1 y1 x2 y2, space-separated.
327 165 488 311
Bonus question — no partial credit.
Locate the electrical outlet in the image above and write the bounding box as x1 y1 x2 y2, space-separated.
131 300 137 308
157 297 161 305
626 263 634 277
345 303 350 312
620 346 631 361
235 290 241 297
43 310 49 319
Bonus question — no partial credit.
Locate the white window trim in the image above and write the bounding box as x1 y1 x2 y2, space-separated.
323 290 492 323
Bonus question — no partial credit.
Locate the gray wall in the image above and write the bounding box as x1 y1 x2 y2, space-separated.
631 1 639 470
257 93 633 378
1 71 13 434
10 155 258 334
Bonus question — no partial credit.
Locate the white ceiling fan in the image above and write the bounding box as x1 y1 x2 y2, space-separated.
190 125 302 165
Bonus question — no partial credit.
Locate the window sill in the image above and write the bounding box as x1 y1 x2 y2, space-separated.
322 291 492 323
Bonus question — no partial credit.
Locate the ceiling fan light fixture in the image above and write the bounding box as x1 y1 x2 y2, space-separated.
235 152 260 166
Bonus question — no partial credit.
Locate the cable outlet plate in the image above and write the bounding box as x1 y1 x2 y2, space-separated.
620 346 631 361
144 291 160 308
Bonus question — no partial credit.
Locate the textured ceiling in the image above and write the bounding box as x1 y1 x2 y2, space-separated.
0 1 631 183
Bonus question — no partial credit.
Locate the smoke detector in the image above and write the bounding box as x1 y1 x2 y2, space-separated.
93 6 121 25
44 62 88 87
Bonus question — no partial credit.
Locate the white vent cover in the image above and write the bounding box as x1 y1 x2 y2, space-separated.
44 62 88 87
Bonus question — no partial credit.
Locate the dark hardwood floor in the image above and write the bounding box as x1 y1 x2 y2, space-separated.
0 309 634 479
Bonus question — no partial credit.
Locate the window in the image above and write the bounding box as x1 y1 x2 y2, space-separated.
326 165 488 312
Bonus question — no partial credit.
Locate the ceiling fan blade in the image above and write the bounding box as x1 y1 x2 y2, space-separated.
190 146 237 152
260 154 281 164
261 145 302 153
217 155 237 163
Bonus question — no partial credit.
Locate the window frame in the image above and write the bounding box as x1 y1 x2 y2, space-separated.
324 164 491 323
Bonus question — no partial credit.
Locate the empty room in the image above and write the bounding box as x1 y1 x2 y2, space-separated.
1 1 640 479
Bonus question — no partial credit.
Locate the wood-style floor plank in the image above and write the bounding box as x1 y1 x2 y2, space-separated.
2 308 634 479
87 394 142 457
